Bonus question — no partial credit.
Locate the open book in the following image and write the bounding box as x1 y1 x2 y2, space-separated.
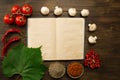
27 18 85 60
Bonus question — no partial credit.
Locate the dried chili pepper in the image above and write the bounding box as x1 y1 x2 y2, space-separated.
1 28 21 44
2 36 20 59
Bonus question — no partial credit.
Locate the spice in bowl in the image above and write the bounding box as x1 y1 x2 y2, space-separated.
67 62 84 79
49 62 65 79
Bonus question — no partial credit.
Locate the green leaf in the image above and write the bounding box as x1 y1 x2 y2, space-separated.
2 43 47 80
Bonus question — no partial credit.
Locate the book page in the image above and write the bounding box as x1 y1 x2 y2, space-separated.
27 18 56 60
56 18 85 60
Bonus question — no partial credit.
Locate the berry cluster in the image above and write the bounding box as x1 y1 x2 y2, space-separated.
4 4 33 26
84 49 101 69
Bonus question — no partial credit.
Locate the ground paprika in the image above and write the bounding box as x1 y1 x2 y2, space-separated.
67 62 84 79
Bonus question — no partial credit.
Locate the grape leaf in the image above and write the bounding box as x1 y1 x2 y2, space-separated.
2 43 47 80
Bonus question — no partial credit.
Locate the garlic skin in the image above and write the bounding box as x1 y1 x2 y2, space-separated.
41 6 50 15
68 8 77 16
54 6 63 16
81 9 90 17
88 23 97 32
88 36 97 44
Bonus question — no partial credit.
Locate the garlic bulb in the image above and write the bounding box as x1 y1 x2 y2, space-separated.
88 23 97 32
54 6 63 16
68 8 77 16
88 36 97 44
81 9 90 17
41 6 49 15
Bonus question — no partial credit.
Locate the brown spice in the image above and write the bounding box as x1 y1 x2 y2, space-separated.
67 62 83 78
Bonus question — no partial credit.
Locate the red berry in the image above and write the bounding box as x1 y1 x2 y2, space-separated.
84 49 101 69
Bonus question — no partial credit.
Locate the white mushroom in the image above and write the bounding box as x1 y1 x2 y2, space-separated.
88 23 97 32
81 9 90 17
88 36 97 44
68 8 77 16
41 6 49 15
54 6 63 16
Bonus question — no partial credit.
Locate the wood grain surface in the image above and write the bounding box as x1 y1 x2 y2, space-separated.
0 0 120 80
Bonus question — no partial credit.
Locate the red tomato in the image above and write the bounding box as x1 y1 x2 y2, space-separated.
11 5 21 15
4 14 15 24
15 15 26 26
21 4 33 16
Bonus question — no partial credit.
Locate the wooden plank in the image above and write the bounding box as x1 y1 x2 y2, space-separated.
0 0 120 80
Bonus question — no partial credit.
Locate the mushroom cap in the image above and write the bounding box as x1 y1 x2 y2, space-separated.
41 6 49 15
88 23 97 31
68 8 77 16
81 9 90 17
54 6 63 16
88 36 97 44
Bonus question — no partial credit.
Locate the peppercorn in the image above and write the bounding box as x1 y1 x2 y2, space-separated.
67 62 84 79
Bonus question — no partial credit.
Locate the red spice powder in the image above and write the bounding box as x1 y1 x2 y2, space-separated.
67 62 83 78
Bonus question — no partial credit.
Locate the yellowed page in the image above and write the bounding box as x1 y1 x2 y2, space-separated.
27 18 56 60
56 18 85 60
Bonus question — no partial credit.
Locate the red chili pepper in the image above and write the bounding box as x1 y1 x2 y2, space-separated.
1 28 21 45
1 36 20 59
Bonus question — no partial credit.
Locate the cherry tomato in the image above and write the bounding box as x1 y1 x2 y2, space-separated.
4 14 15 24
15 15 26 26
21 4 33 16
11 5 21 15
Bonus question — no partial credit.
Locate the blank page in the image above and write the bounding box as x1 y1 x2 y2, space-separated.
27 18 56 60
56 18 85 60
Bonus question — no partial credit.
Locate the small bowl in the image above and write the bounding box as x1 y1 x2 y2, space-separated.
49 62 65 79
67 62 84 79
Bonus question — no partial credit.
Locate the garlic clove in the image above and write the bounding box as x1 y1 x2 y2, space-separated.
68 8 77 16
54 6 63 16
40 6 50 15
88 36 97 44
81 9 90 17
88 23 97 32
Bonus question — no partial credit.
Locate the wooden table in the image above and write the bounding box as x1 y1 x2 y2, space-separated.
0 0 120 80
